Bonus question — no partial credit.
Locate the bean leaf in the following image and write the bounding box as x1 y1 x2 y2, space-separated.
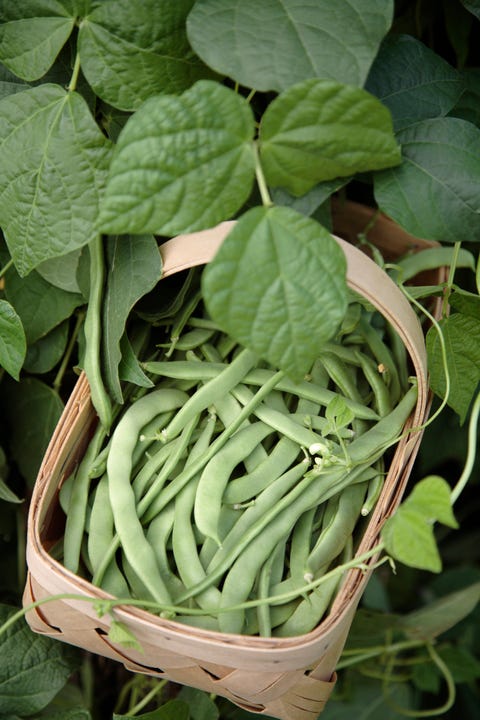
79 0 213 112
374 117 480 243
0 0 81 81
24 320 69 375
99 81 256 236
202 206 348 380
114 700 190 720
1 377 64 485
366 34 463 132
401 581 480 640
0 84 113 276
5 265 84 345
426 312 480 423
0 299 26 380
187 0 393 92
382 476 458 573
103 235 162 403
0 64 29 100
259 79 401 196
0 604 78 715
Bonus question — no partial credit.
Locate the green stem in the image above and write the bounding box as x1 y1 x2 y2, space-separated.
336 639 425 670
127 680 167 716
441 240 462 317
254 143 273 207
67 51 81 93
400 284 450 428
450 387 480 505
383 642 456 718
0 258 13 278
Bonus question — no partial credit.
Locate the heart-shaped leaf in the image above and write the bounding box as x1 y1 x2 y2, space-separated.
79 0 214 111
0 84 113 276
259 79 401 196
374 117 480 243
0 0 81 81
366 34 463 132
99 81 256 236
382 476 458 572
382 506 442 573
202 205 348 380
187 0 394 91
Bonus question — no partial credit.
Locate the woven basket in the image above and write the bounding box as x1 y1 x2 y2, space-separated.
23 203 444 720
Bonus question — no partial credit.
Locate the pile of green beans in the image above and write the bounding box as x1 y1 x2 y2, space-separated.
59 286 417 637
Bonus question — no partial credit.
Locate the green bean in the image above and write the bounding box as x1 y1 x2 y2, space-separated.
320 352 365 405
144 361 380 421
361 459 385 516
94 369 285 586
83 235 112 430
306 481 367 574
171 413 222 610
160 348 258 442
63 423 107 573
356 350 392 417
140 369 285 524
256 546 283 637
182 385 417 606
216 460 373 633
168 326 216 352
137 415 199 513
106 388 188 604
194 422 274 545
355 316 402 403
288 507 316 582
232 385 336 456
146 504 185 600
273 571 341 637
59 470 75 516
223 436 301 505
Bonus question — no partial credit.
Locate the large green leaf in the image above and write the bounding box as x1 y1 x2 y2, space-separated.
103 234 162 403
259 79 401 196
99 81 256 236
36 248 83 293
320 672 413 719
79 0 213 112
0 0 82 81
201 206 348 380
0 84 113 276
374 117 480 244
0 604 78 715
0 63 29 100
23 319 69 374
366 34 463 132
5 265 83 344
426 312 480 423
114 700 190 720
187 0 393 92
0 299 26 380
382 476 458 573
449 68 480 127
401 582 480 640
1 377 64 485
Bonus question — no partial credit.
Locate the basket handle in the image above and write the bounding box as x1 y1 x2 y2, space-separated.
159 221 428 431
